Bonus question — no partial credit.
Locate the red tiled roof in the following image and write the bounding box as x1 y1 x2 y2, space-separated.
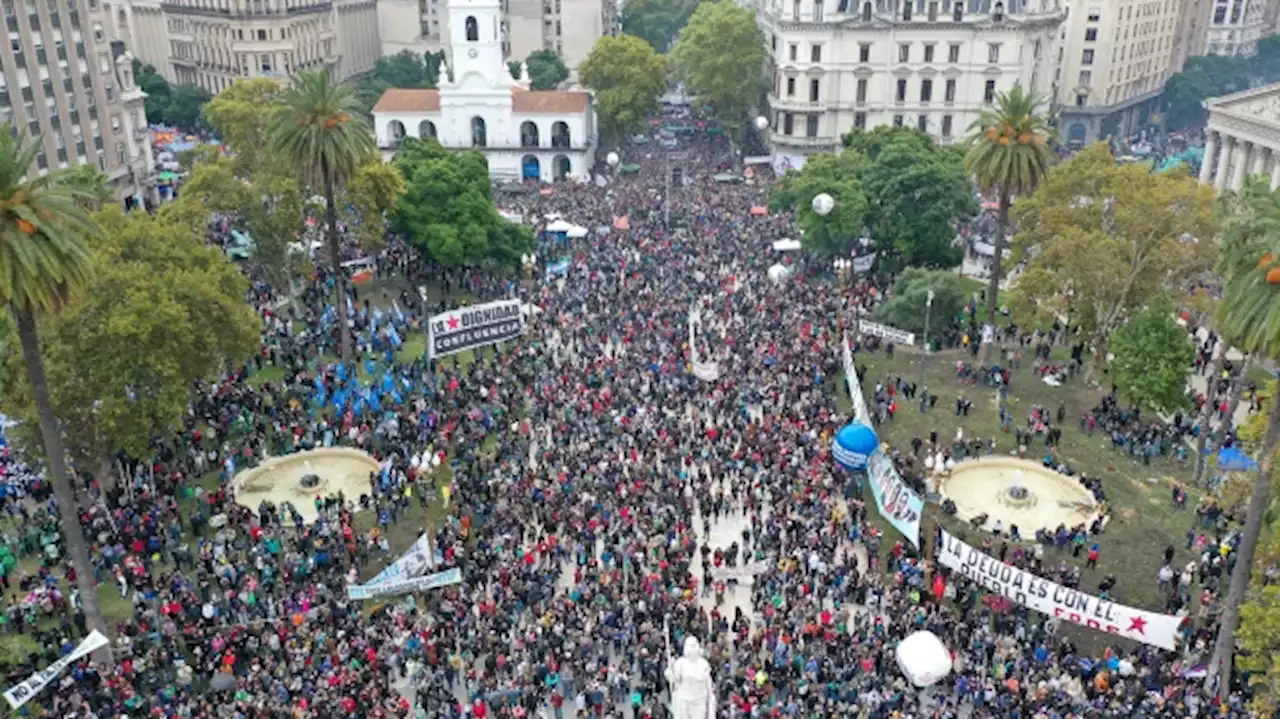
512 89 589 113
372 89 440 113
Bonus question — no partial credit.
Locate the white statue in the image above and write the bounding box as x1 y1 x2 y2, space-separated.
665 636 717 719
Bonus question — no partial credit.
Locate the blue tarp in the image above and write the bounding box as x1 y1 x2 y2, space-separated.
1217 446 1259 472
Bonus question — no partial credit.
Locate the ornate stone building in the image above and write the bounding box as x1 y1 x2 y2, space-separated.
1201 83 1280 192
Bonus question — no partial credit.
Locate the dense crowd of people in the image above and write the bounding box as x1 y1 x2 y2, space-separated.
0 115 1260 719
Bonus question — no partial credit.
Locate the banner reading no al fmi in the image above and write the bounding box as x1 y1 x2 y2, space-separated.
428 299 526 359
5 630 110 709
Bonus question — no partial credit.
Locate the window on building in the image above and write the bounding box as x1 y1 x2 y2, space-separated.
899 43 909 62
902 0 911 19
862 1 872 20
786 76 795 96
893 114 904 126
953 0 963 20
811 44 822 62
1082 48 1094 64
988 43 1000 63
1085 27 1097 41
945 78 956 101
859 43 871 62
854 111 867 128
917 114 927 131
1079 70 1091 85
923 44 934 63
783 112 794 134
983 79 996 102
806 114 819 136
1076 93 1086 106
992 1 1003 20
928 1 937 20
792 0 800 19
1087 6 1100 20
810 78 820 101
949 43 960 62
790 44 798 61
896 78 907 101
465 15 478 41
1213 5 1226 22
856 78 867 102
814 0 824 20
257 29 267 41
471 116 486 146
941 114 953 137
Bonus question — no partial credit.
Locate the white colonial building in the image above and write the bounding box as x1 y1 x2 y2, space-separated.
757 0 1064 167
1201 83 1280 192
372 0 596 182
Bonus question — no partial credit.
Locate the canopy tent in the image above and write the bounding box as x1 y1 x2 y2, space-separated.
772 239 802 252
566 225 589 239
750 206 768 216
546 219 574 233
767 263 794 284
620 163 641 174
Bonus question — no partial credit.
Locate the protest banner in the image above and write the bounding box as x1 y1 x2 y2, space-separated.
364 529 436 587
347 567 463 600
5 630 110 709
937 530 1182 650
859 320 915 346
428 299 526 359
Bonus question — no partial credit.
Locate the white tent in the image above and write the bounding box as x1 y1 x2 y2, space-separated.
546 219 574 233
767 263 794 284
772 239 802 252
896 631 952 688
566 225 589 238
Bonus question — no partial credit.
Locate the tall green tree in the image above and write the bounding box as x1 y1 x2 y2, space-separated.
344 158 407 252
269 70 375 364
875 268 969 336
1207 179 1280 694
670 1 765 141
1010 144 1214 381
4 207 258 484
768 152 868 255
0 127 108 656
390 138 533 270
964 85 1055 364
354 51 441 117
1162 54 1249 130
621 0 700 51
580 35 668 143
204 78 285 169
525 50 570 91
843 127 976 269
132 59 210 131
1108 295 1196 413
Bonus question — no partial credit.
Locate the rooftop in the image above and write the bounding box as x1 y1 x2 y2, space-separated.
372 88 589 115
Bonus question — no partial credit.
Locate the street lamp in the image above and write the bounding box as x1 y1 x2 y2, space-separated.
919 289 935 399
812 192 835 216
832 257 851 285
521 253 537 280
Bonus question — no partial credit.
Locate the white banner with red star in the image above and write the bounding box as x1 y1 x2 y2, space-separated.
937 530 1182 650
428 299 526 359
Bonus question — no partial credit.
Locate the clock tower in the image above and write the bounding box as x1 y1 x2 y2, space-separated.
444 0 508 91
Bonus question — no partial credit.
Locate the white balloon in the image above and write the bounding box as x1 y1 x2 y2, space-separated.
606 151 620 166
812 192 835 216
754 116 769 130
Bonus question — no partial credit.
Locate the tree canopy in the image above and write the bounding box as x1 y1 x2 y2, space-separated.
580 34 669 142
203 77 285 166
621 0 700 51
1108 295 1196 413
389 138 533 270
768 152 868 256
875 268 969 337
843 127 975 269
354 51 443 117
525 50 570 90
670 1 765 136
1010 143 1216 380
770 127 973 266
133 60 211 132
3 207 259 471
1162 54 1250 130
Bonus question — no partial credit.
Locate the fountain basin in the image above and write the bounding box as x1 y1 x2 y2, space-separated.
940 456 1100 534
229 447 379 524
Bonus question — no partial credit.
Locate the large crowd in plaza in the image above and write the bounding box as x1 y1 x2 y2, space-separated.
0 116 1262 719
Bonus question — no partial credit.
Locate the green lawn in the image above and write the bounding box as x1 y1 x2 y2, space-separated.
846 347 1206 652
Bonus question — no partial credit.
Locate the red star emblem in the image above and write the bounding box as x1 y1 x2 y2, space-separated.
1127 616 1148 635
447 315 460 330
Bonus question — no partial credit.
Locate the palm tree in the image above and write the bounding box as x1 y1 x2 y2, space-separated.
269 70 374 364
1207 179 1280 695
963 86 1055 365
0 128 108 653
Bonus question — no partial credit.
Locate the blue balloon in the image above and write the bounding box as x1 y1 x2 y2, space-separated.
832 422 878 471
